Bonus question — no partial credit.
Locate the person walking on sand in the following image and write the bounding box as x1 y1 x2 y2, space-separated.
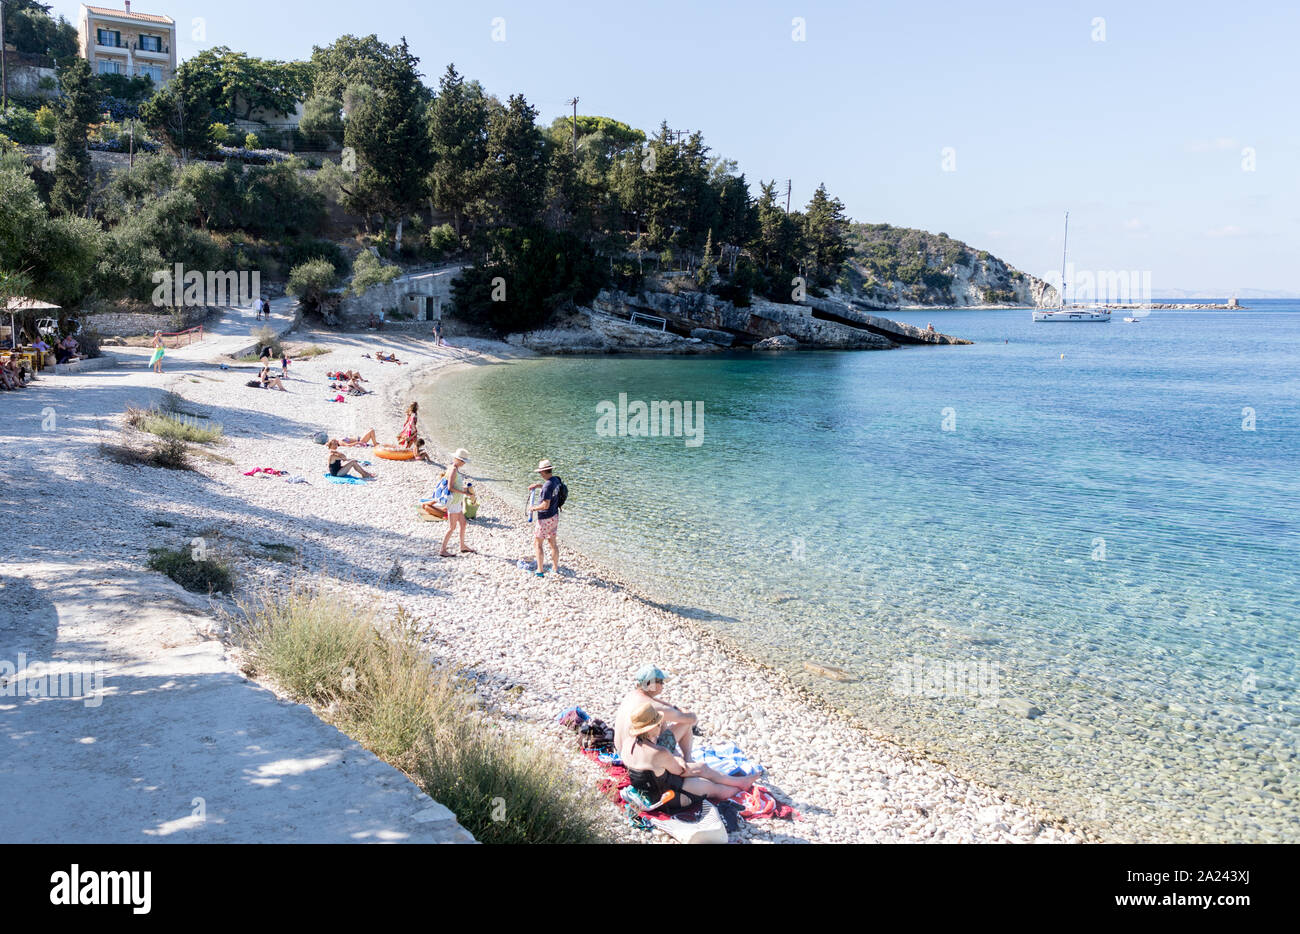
253 295 264 320
149 331 165 373
439 448 476 557
526 458 563 578
433 320 443 346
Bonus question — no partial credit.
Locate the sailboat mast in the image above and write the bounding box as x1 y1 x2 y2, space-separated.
1060 211 1069 310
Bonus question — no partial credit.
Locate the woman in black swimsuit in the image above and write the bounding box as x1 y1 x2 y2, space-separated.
622 702 733 813
326 439 374 479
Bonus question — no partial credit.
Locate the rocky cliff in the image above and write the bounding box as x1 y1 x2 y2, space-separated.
507 288 970 354
846 224 1054 307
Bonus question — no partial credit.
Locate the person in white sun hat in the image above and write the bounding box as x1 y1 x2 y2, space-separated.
526 458 564 577
439 448 477 557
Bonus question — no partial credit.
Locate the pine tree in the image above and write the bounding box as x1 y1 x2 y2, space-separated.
802 183 849 284
427 65 488 238
51 57 99 217
343 38 433 251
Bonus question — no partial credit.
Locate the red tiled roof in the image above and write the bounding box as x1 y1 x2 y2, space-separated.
84 5 175 26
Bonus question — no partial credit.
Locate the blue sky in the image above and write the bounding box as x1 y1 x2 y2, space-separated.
52 0 1299 291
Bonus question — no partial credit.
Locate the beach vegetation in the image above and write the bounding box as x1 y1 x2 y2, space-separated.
348 250 400 296
236 585 611 843
147 544 235 594
126 404 224 443
286 259 339 313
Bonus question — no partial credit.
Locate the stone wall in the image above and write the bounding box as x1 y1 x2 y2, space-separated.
82 306 211 337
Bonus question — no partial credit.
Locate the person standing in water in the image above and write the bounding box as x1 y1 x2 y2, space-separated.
439 448 477 557
149 331 165 373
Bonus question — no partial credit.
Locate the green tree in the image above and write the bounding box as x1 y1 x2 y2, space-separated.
474 94 548 230
801 183 849 285
51 57 99 217
139 63 215 160
342 38 433 251
180 47 313 124
298 94 345 149
309 34 410 102
0 155 102 306
451 226 604 334
426 65 488 238
2 1 77 60
287 258 339 312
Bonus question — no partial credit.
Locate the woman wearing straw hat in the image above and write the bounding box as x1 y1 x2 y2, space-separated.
622 702 738 813
439 448 477 557
526 458 562 578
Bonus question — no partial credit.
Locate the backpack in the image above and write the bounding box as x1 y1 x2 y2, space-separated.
577 717 614 752
554 477 568 511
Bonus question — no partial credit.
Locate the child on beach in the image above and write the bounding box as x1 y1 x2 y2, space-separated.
281 351 290 378
326 439 374 479
149 331 165 374
439 448 477 557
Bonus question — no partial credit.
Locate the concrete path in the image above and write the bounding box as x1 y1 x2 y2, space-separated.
0 301 474 843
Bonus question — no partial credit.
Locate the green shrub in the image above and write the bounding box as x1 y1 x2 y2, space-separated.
0 106 51 144
126 404 224 443
287 258 339 312
34 105 57 139
427 223 458 258
147 544 234 594
349 250 400 296
211 122 231 145
244 131 262 150
236 587 611 843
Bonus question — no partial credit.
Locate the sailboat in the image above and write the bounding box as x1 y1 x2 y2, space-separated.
1032 212 1112 322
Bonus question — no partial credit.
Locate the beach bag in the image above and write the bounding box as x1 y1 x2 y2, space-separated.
554 477 568 511
432 472 450 507
464 499 479 520
578 718 615 752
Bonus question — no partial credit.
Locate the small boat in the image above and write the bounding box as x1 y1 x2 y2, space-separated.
1033 212 1112 323
1123 315 1142 323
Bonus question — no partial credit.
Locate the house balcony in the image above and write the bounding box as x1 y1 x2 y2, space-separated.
133 43 170 59
95 42 130 55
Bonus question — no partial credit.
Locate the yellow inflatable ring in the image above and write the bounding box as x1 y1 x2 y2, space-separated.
375 445 415 461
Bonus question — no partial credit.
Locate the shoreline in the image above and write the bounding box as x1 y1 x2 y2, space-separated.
383 339 1090 843
5 315 1089 843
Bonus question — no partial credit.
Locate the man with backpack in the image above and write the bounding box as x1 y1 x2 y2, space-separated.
527 459 566 578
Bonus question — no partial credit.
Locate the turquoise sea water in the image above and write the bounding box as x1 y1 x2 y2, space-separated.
425 302 1300 842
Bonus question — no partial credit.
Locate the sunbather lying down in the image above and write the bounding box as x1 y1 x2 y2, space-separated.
340 429 378 446
614 665 756 796
374 351 405 364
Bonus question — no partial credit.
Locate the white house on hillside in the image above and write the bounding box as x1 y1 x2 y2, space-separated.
77 3 176 86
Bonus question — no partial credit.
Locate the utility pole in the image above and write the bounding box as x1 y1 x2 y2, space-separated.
566 96 578 154
129 117 135 168
1 0 9 114
785 179 792 213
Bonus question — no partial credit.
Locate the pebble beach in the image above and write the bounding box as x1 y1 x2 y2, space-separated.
4 311 1087 844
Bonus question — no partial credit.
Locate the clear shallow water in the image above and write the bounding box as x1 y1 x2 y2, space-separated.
426 302 1300 842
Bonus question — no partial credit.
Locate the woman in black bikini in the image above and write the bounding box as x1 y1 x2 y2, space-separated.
326 439 374 479
622 703 734 813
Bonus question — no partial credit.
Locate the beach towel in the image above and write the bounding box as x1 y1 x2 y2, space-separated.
695 742 764 778
327 395 346 403
284 475 308 484
243 467 287 477
324 473 368 485
557 706 590 729
730 784 801 821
